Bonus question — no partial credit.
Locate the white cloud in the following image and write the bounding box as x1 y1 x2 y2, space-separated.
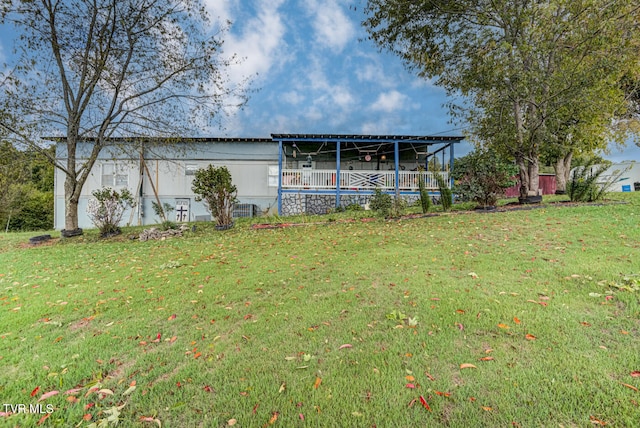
282 90 305 105
223 0 288 83
204 0 239 28
370 90 409 113
303 0 355 52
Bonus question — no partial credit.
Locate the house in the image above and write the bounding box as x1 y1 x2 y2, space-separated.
52 134 463 229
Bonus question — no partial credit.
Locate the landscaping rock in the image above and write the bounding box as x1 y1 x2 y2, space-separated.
139 224 189 241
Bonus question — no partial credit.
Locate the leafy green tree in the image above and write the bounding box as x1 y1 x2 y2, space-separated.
364 0 638 200
1 0 247 235
191 165 238 228
0 142 54 231
453 149 517 208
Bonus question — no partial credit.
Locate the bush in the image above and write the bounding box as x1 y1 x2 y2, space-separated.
86 187 136 236
434 172 453 211
191 165 237 227
568 158 620 202
452 149 518 208
369 189 405 218
417 167 432 213
2 184 53 231
369 188 393 217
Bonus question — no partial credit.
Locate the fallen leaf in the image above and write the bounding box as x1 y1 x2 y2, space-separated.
252 403 259 414
194 352 202 359
313 377 322 389
299 413 304 421
123 385 136 396
419 395 431 411
64 388 82 395
66 396 78 403
278 382 286 393
38 390 59 402
98 389 114 396
631 371 640 378
479 357 494 361
227 419 237 426
513 317 521 324
406 383 416 389
497 323 510 329
424 372 436 381
405 375 415 381
589 415 608 425
268 412 279 425
37 413 50 425
31 386 40 397
140 416 162 426
338 344 353 350
83 414 92 421
621 383 639 392
525 334 537 341
482 406 493 411
434 390 451 397
460 363 477 369
167 314 176 320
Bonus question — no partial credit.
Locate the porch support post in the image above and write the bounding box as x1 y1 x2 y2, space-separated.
449 142 455 189
394 141 400 196
277 139 283 215
335 140 341 209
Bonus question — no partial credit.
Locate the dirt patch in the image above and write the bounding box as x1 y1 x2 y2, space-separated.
68 316 94 331
19 237 60 249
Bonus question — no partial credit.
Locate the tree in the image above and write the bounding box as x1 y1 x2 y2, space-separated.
0 141 54 231
364 0 638 201
191 165 237 228
453 149 517 209
1 0 246 235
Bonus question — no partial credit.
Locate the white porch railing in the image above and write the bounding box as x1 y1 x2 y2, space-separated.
281 169 448 190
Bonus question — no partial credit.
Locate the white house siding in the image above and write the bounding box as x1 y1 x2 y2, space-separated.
53 140 278 229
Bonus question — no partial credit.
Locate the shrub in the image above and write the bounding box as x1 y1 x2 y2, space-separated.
568 158 621 202
369 188 393 217
417 167 432 213
452 149 518 208
434 172 453 211
191 165 237 227
152 201 174 223
86 187 136 236
369 189 405 218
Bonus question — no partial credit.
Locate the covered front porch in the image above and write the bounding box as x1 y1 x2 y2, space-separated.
273 134 464 215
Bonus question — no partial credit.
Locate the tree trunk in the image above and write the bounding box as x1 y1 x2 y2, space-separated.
63 173 82 235
528 156 540 195
553 151 573 194
516 155 529 200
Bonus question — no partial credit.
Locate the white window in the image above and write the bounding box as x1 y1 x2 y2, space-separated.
185 164 198 176
268 165 279 187
101 163 129 187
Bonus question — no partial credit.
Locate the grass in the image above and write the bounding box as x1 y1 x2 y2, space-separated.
1 194 639 427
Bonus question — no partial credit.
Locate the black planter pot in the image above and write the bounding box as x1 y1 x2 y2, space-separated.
555 190 567 195
518 195 543 204
29 234 52 245
61 228 83 238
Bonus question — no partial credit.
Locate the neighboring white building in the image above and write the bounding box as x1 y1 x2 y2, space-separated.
600 161 640 192
52 134 463 229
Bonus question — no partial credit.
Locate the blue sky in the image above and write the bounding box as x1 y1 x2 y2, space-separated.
1 0 639 161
